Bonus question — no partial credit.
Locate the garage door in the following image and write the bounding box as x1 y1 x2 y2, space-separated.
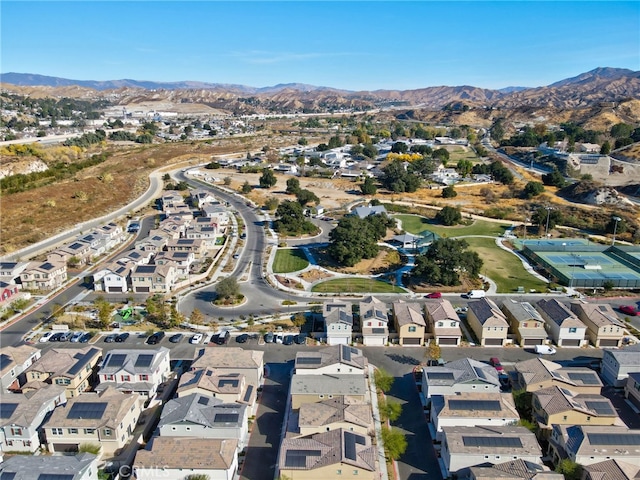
485 338 503 346
562 339 581 347
524 338 544 345
52 443 79 453
402 337 422 346
136 286 150 293
328 337 349 346
364 336 385 346
108 286 123 293
599 339 619 347
439 337 458 345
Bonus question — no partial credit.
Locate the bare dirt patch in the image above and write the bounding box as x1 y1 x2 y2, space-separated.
299 268 333 282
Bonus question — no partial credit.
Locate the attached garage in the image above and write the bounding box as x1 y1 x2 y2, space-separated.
524 338 544 346
402 337 422 346
135 286 150 293
599 339 620 347
51 443 79 453
561 339 582 347
327 336 350 346
363 336 386 346
108 286 124 293
484 338 504 346
439 337 459 346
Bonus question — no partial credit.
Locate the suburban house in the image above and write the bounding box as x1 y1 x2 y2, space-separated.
392 300 426 347
351 204 387 219
118 249 154 266
43 387 142 456
466 298 510 346
624 372 640 410
158 392 249 450
190 189 218 208
19 260 67 291
297 396 373 436
513 358 603 394
190 348 264 388
421 358 501 402
154 251 195 278
0 344 41 391
359 296 389 346
322 301 354 346
201 204 230 227
0 453 99 480
49 240 93 266
424 299 463 347
22 347 102 399
429 392 519 442
290 374 368 409
135 234 169 253
134 437 238 480
0 280 21 311
130 264 177 294
0 261 28 282
0 385 66 453
601 344 640 387
95 222 125 245
470 459 564 480
570 301 626 348
166 238 206 258
96 347 170 397
92 262 132 293
582 459 640 480
441 426 543 478
177 369 255 409
549 425 640 467
531 386 620 437
295 345 367 376
500 299 548 347
278 429 377 480
536 298 587 347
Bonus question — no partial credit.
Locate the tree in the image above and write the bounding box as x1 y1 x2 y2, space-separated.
432 148 450 162
360 177 377 195
381 427 407 461
427 339 441 361
605 216 627 235
259 168 277 188
523 181 545 199
328 135 343 148
435 206 462 226
456 159 473 177
412 238 482 286
381 160 421 193
216 277 240 300
532 207 563 231
328 214 392 267
379 399 402 422
600 141 611 154
264 197 279 211
241 181 253 194
391 141 408 154
555 459 582 480
603 280 614 292
169 304 184 328
542 168 566 187
373 368 394 393
274 200 317 236
292 312 306 329
295 189 319 206
362 143 378 159
297 137 308 146
94 296 113 329
190 308 204 325
223 177 232 186
286 177 301 195
610 123 633 139
441 185 457 198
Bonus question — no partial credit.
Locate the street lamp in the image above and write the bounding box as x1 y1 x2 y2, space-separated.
612 216 622 246
544 207 553 239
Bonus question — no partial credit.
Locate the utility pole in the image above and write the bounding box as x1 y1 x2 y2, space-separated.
612 216 622 246
544 207 553 239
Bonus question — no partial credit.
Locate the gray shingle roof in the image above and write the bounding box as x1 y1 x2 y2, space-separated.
158 393 246 429
0 453 97 480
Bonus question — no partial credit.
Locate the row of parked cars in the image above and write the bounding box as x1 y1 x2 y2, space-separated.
264 332 306 345
40 331 93 343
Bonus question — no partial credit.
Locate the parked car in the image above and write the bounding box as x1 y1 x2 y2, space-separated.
264 332 274 343
294 333 307 345
232 254 240 259
40 331 54 343
283 335 294 346
79 332 93 343
211 331 230 345
115 332 130 343
70 331 84 343
169 333 184 343
235 334 249 343
147 332 165 345
535 344 557 355
275 334 284 344
190 333 203 344
619 305 639 316
104 333 118 343
425 292 442 299
489 357 504 373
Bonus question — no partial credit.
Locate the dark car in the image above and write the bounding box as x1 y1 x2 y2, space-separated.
264 332 274 343
283 335 295 346
294 333 307 345
49 332 64 342
104 333 118 343
146 331 165 345
235 334 249 343
78 332 93 343
115 332 130 343
169 333 184 343
211 331 230 345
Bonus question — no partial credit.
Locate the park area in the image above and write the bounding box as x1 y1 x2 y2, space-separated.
311 277 406 294
273 248 309 273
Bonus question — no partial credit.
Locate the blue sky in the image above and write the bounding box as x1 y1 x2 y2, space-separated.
2 1 639 91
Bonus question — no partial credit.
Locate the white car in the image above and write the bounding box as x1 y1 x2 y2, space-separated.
275 334 284 344
39 331 54 343
535 345 557 355
190 333 203 344
70 331 84 343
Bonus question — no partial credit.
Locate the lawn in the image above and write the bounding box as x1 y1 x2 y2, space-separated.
273 248 309 273
311 278 406 293
394 214 510 237
463 237 548 293
446 146 480 163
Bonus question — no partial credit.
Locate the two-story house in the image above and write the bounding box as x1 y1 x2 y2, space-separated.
130 264 176 294
470 459 564 480
177 370 256 411
424 299 462 347
0 261 29 282
165 238 205 258
43 387 142 456
92 262 132 293
513 358 602 394
359 296 389 346
23 347 102 399
0 344 41 391
0 453 99 480
582 459 640 480
154 251 195 279
297 396 373 436
190 189 218 208
201 204 230 227
96 347 170 397
322 301 354 346
500 299 547 347
190 348 264 388
0 385 66 453
601 344 640 387
570 301 626 348
19 260 67 291
392 300 426 346
295 345 367 376
290 374 368 409
536 298 587 347
624 372 640 410
135 234 169 253
466 298 510 346
48 240 93 266
421 358 501 403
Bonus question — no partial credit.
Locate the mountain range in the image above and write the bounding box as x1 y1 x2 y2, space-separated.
2 67 639 114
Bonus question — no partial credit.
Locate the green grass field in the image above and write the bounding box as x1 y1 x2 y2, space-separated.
394 214 510 237
447 146 480 163
273 248 309 273
463 237 548 293
311 278 406 293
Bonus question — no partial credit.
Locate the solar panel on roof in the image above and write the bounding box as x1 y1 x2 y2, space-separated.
67 402 107 419
135 354 154 368
107 354 127 368
1 473 16 480
344 431 358 461
0 403 18 419
197 396 209 406
587 433 640 446
284 450 322 468
213 413 239 423
218 379 239 388
342 345 351 362
297 357 322 365
0 353 12 371
584 401 615 415
38 475 74 480
136 265 156 273
40 263 55 271
567 372 599 385
449 399 501 411
462 436 523 448
243 385 254 403
68 348 99 376
427 371 454 380
473 366 488 380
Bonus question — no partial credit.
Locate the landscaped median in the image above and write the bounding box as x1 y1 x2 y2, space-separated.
272 247 309 273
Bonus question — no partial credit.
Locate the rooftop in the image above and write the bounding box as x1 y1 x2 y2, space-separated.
24 347 101 380
298 396 372 430
393 300 426 327
0 453 97 480
99 347 169 375
159 392 246 429
442 425 542 456
134 437 237 470
295 345 367 372
467 298 509 327
191 347 263 371
536 298 585 329
290 374 367 396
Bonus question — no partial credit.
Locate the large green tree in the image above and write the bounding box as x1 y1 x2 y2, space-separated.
285 177 301 195
360 177 377 195
328 214 393 267
435 206 462 225
259 168 277 188
381 160 421 193
216 277 239 300
412 238 482 286
274 200 317 236
523 181 545 199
